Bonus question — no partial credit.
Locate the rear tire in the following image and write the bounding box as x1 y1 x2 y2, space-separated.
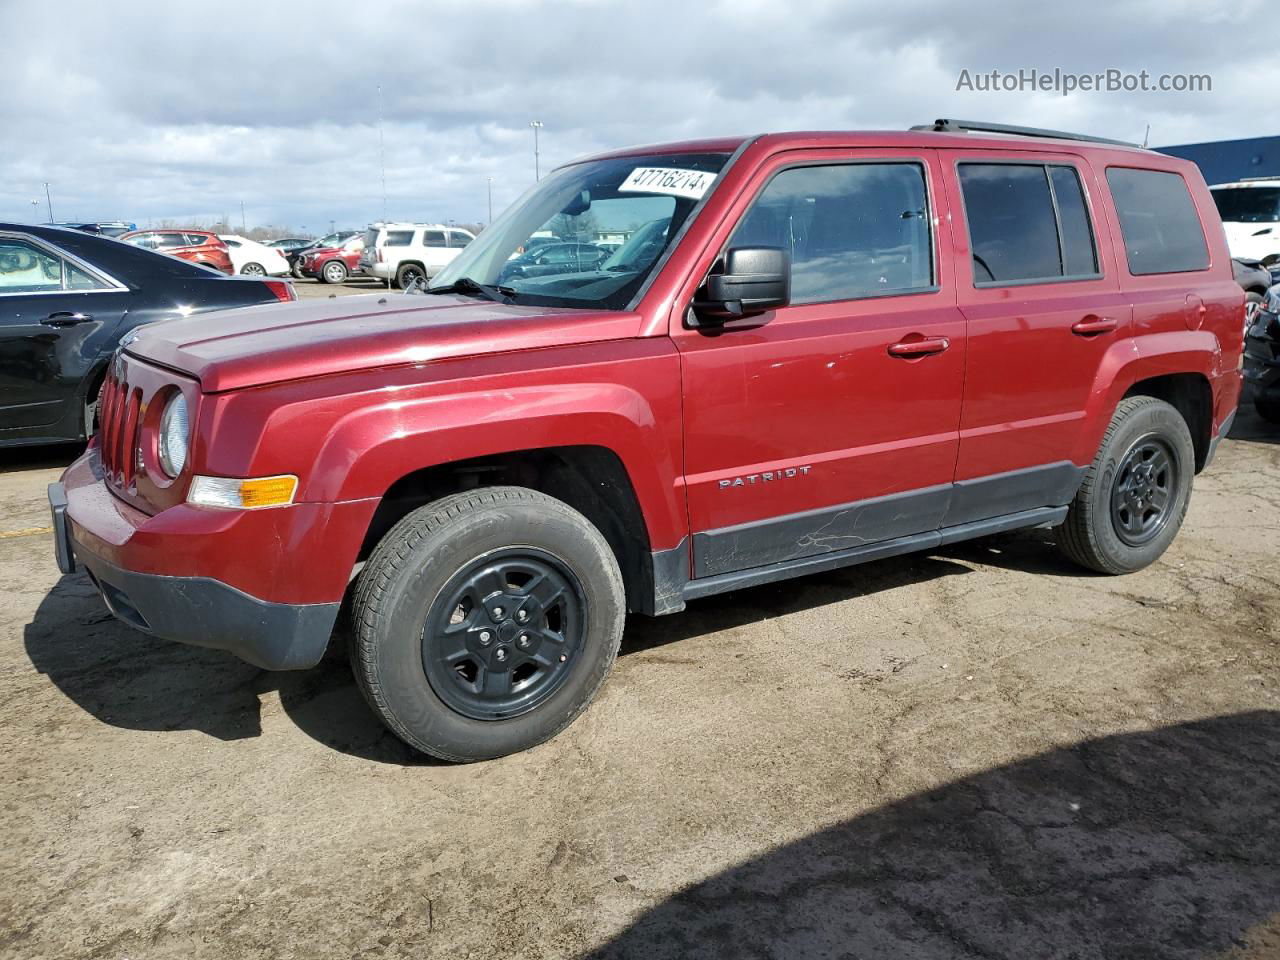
1246 291 1264 332
1256 395 1280 424
1056 396 1195 574
350 487 625 762
395 263 426 289
240 262 266 276
83 377 105 440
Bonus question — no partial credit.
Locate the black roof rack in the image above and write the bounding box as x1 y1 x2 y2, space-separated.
910 119 1141 149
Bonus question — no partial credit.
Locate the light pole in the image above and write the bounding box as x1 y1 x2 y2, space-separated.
43 182 53 222
486 177 493 224
529 120 544 181
240 200 246 233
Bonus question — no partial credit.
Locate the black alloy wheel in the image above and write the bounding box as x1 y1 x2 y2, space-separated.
422 548 586 721
1109 436 1177 546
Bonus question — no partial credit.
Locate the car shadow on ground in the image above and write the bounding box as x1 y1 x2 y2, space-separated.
1230 405 1279 445
0 443 82 475
25 554 976 766
582 710 1280 960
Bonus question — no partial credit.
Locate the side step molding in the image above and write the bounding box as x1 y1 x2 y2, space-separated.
681 505 1067 602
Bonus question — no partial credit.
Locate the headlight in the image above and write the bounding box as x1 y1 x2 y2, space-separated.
158 392 189 477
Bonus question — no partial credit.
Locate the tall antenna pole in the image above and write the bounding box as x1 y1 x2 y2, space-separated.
43 182 53 222
529 120 544 181
1142 124 1150 149
377 84 388 223
487 177 493 224
240 200 246 233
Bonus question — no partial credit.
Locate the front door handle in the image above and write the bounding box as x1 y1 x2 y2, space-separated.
41 311 94 327
888 336 950 358
1071 315 1116 336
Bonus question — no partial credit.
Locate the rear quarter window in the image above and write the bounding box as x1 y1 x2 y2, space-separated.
385 230 415 246
1105 167 1210 275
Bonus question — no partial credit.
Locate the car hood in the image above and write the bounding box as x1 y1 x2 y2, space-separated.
124 293 643 392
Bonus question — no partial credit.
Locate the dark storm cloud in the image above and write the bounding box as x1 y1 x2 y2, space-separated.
0 0 1270 231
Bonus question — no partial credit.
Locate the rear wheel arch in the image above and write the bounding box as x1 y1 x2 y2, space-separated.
357 445 661 614
1122 372 1213 472
80 360 111 439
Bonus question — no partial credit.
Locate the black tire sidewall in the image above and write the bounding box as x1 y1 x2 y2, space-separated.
361 497 623 760
396 264 424 288
1256 395 1280 423
1086 401 1194 573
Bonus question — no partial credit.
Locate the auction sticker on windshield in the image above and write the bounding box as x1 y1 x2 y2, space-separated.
619 167 716 200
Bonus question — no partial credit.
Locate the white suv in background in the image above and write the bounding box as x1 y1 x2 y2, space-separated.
360 223 476 288
1209 179 1280 262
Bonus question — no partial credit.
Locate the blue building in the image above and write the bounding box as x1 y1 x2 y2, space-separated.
1159 135 1280 186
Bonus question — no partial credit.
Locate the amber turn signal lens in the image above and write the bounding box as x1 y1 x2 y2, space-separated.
188 474 298 510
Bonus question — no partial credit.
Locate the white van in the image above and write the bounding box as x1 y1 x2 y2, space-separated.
1209 179 1280 262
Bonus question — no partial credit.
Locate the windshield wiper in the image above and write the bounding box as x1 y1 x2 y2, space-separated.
425 276 516 304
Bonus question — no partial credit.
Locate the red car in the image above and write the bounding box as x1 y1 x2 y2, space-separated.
119 229 233 275
298 234 364 283
54 121 1243 762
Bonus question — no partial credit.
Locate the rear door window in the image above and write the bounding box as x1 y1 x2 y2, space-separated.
448 231 472 247
1106 167 1210 275
425 231 447 248
958 163 1100 284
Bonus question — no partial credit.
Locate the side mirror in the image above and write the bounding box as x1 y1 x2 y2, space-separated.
691 246 790 324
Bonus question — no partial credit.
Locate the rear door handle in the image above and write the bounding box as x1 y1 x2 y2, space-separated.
1071 315 1116 336
41 312 94 327
888 336 950 358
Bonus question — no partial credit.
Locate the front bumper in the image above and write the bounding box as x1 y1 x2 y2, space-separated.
51 451 375 670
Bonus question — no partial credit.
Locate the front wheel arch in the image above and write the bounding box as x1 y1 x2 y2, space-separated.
357 445 660 615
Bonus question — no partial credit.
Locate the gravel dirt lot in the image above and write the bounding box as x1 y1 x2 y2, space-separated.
1 400 1277 958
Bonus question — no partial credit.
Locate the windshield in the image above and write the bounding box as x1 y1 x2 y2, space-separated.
430 152 730 310
1211 187 1280 223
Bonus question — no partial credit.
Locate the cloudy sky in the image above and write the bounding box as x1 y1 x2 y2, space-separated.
1 0 1271 234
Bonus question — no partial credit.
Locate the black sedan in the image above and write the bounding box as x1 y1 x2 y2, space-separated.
498 242 608 283
0 222 294 448
1245 285 1280 424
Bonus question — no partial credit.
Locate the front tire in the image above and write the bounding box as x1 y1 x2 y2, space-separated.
351 487 625 762
321 260 347 284
1056 396 1195 574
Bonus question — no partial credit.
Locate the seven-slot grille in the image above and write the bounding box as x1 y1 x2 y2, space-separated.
97 366 143 490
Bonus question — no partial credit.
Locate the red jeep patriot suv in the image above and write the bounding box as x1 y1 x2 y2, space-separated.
50 121 1244 761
